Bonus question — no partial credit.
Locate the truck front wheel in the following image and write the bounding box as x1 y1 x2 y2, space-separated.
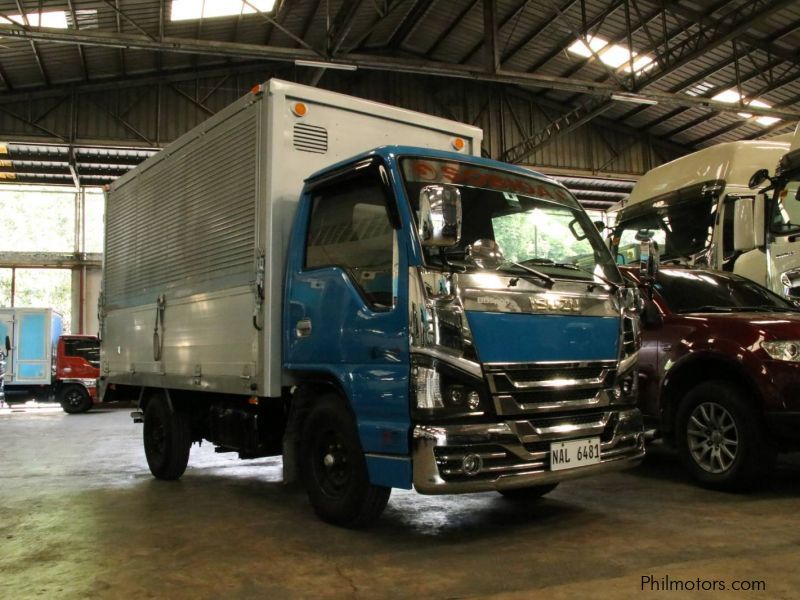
143 395 192 480
59 384 92 414
302 395 390 528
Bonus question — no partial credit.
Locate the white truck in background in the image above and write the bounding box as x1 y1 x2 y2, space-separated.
608 134 800 297
750 123 800 298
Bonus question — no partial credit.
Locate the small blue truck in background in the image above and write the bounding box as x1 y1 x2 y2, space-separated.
100 80 644 526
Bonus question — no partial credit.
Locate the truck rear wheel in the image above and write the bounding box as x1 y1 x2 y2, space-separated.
498 483 559 501
59 384 92 414
143 395 192 480
302 395 390 528
676 380 775 491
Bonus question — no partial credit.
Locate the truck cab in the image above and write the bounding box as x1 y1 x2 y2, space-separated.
283 146 644 514
609 138 798 298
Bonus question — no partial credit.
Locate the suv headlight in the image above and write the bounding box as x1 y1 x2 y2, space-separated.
762 340 800 362
411 357 492 420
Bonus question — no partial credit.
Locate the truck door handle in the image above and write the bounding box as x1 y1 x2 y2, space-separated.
295 318 312 337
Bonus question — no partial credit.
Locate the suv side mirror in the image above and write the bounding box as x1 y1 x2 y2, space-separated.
641 299 663 329
4 335 9 353
418 185 462 247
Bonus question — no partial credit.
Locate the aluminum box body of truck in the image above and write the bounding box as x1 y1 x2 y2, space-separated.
101 80 482 398
0 307 62 386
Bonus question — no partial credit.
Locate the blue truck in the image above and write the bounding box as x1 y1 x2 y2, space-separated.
99 80 644 527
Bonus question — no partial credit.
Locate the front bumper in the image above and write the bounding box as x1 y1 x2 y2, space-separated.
412 408 644 494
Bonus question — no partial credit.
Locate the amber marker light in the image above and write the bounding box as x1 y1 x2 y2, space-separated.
291 102 308 117
452 137 465 151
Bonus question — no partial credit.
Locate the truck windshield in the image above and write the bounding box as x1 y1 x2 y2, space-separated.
655 269 795 313
63 338 100 368
771 177 800 235
613 195 715 264
401 158 621 284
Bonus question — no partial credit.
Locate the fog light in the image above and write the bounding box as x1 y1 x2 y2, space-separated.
447 385 466 407
467 390 480 410
462 453 483 476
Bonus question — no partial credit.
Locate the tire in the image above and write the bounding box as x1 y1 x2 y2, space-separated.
676 380 775 491
143 394 192 480
59 384 92 414
302 395 391 528
498 483 559 501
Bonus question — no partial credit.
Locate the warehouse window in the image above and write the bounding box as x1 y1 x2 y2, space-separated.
0 186 75 253
171 0 275 21
84 191 105 253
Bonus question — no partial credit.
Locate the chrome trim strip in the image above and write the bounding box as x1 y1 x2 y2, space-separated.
617 350 639 374
412 348 483 379
484 359 617 369
494 390 611 415
499 369 609 390
507 412 611 442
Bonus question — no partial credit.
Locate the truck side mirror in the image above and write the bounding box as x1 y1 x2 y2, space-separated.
748 168 770 189
639 239 659 280
4 336 9 353
733 197 756 252
418 185 461 247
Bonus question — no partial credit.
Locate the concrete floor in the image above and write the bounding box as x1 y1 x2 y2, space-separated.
1 409 799 600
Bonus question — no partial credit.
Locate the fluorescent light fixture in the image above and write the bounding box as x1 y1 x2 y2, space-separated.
295 59 357 71
0 11 69 28
567 36 608 58
171 0 276 21
610 93 658 106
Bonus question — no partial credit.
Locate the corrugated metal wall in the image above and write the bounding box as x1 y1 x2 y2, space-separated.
0 68 675 176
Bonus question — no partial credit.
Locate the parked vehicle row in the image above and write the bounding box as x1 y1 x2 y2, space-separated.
0 308 100 413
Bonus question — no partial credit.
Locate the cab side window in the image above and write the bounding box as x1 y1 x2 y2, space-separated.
305 173 396 310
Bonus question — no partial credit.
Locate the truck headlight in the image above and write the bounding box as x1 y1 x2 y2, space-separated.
411 358 491 419
762 340 800 362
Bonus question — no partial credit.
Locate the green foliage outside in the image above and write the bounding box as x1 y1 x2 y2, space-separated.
492 208 595 264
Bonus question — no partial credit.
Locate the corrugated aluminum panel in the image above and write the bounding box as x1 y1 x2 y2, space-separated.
104 101 257 308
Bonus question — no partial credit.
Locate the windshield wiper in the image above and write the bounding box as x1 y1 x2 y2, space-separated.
521 258 618 291
676 305 734 314
733 305 800 313
503 262 555 288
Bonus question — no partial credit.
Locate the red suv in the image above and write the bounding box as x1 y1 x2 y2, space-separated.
622 267 800 490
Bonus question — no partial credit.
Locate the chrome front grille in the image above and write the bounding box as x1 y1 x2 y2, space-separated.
486 361 616 416
622 317 637 355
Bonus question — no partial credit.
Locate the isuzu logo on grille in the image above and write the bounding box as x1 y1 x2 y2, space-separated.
530 296 581 312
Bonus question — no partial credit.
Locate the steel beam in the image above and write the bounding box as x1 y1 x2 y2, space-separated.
1 25 798 120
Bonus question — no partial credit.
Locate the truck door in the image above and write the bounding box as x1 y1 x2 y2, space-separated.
285 161 410 459
0 314 13 382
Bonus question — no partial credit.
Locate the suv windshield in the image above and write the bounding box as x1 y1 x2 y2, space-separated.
401 158 621 284
655 269 794 313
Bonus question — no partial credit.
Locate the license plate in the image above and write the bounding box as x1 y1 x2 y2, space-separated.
550 437 601 471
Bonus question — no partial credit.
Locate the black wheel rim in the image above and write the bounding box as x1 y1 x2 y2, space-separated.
65 389 84 408
312 427 352 498
687 401 739 474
